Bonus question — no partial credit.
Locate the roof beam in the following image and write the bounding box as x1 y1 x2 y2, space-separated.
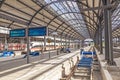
46 12 97 38
30 0 98 25
0 13 28 26
7 21 14 28
47 12 97 29
55 18 96 32
80 4 113 11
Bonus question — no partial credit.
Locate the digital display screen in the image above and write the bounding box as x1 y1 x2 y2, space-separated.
28 27 47 36
10 29 25 37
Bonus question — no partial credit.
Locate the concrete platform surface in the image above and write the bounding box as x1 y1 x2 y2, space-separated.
96 48 120 80
0 50 80 80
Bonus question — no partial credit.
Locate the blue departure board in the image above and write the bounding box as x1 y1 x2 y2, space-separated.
28 27 47 36
10 29 25 37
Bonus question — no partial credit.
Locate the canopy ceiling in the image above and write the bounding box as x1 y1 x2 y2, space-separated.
0 0 120 40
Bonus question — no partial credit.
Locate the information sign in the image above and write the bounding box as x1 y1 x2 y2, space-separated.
28 27 47 36
10 29 25 37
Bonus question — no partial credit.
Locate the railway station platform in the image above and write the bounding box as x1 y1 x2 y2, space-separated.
0 49 80 80
1 46 120 80
0 0 120 80
0 46 91 79
0 46 103 80
96 48 120 80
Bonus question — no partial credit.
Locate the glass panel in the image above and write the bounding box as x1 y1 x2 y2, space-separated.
112 3 120 29
44 0 89 38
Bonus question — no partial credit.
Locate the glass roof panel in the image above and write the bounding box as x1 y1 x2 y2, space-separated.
112 3 120 29
44 0 89 38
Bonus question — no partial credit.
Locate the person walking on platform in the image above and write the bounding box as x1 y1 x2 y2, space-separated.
66 47 71 53
60 47 64 53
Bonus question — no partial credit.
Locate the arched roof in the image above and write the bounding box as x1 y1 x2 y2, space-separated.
0 0 120 40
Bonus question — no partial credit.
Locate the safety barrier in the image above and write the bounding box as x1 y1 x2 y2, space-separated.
73 50 97 80
60 52 94 80
81 51 96 55
77 56 93 68
60 48 95 79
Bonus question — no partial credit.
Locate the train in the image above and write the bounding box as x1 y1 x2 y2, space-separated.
0 41 74 52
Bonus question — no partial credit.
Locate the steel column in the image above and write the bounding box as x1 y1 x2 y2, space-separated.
93 38 96 46
103 0 115 65
115 37 117 45
96 31 99 46
81 40 84 48
103 4 109 61
54 36 56 49
65 37 67 48
69 37 70 47
94 34 98 47
107 0 115 65
60 35 62 47
80 40 82 48
119 37 120 43
4 35 8 50
44 36 46 51
26 26 30 63
99 23 103 54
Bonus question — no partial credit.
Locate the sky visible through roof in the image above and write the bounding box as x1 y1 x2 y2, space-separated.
44 0 90 38
112 3 120 30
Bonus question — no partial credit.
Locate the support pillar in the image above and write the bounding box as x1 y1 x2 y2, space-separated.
116 37 118 45
80 40 82 48
60 36 62 47
74 40 76 49
96 31 100 46
54 36 56 49
69 37 71 47
103 0 109 61
4 35 8 50
99 25 103 54
65 37 67 48
119 37 120 44
96 32 99 50
44 36 46 51
21 38 24 50
103 0 115 65
81 40 84 48
26 26 30 63
107 1 114 65
94 38 97 47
